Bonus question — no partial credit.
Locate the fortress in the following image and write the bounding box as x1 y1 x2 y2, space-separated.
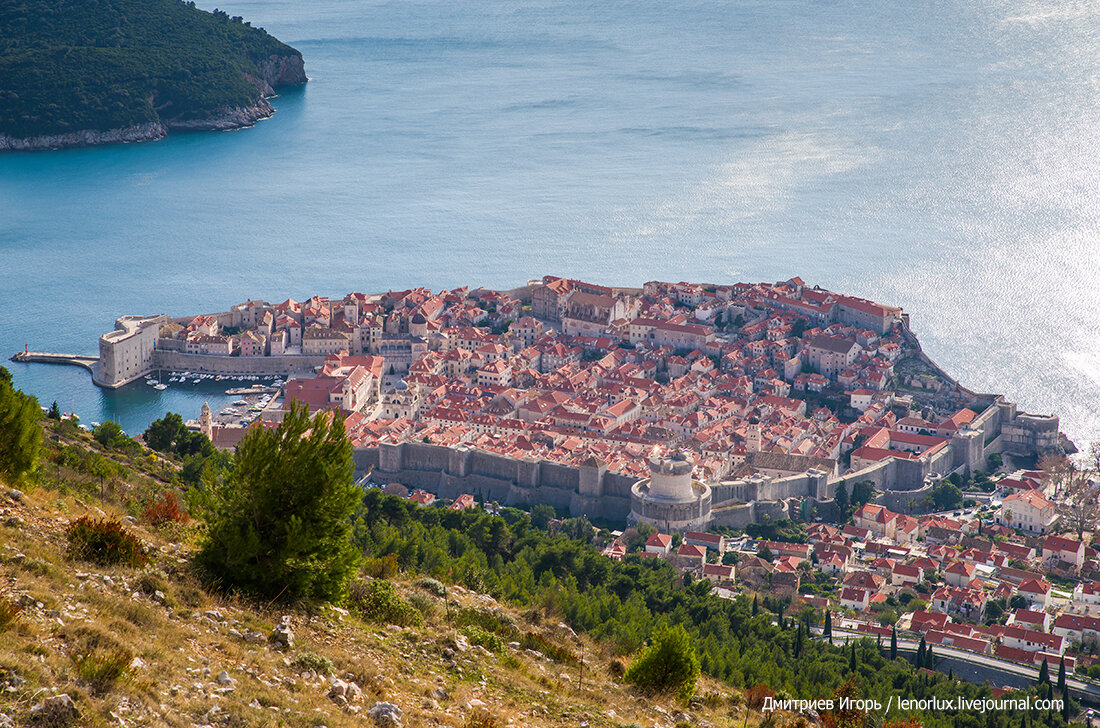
354 393 1060 530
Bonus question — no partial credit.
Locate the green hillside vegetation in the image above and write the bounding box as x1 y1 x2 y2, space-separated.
0 0 305 139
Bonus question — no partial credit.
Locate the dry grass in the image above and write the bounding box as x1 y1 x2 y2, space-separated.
0 472 778 728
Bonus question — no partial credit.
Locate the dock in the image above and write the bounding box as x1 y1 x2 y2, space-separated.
10 351 98 372
224 385 280 396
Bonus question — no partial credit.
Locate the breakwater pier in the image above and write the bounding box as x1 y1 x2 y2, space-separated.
9 351 98 371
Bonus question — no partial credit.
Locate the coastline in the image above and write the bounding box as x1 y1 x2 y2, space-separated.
0 53 306 152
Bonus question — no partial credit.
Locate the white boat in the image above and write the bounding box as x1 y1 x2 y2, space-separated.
154 383 168 390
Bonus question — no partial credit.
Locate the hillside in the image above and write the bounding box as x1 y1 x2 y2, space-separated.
0 424 754 728
0 0 307 151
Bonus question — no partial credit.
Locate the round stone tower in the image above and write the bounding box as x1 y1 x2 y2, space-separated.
630 450 712 531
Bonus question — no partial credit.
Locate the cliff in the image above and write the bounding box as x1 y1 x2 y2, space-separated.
0 1 308 152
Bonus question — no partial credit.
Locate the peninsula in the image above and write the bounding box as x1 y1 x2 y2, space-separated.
29 275 1067 525
0 0 307 151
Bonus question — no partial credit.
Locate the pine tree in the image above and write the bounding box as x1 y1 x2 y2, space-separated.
48 400 61 420
1057 655 1067 696
623 624 700 703
1038 658 1050 686
0 367 42 483
824 610 833 643
890 626 898 660
193 400 361 604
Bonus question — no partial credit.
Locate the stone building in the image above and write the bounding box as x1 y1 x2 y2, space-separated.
629 451 713 531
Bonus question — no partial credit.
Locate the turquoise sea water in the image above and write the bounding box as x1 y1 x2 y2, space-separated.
2 0 1099 445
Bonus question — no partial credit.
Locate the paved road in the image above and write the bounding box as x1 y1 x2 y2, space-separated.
814 626 1100 701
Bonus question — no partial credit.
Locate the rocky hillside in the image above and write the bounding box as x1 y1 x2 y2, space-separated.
0 448 759 728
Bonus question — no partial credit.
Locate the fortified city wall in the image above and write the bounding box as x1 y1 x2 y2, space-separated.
354 391 1057 530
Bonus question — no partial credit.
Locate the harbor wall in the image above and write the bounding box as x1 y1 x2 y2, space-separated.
151 351 326 377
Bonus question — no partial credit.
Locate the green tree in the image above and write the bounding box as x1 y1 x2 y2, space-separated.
93 421 127 448
890 626 898 660
0 367 42 482
1057 656 1066 695
48 401 61 420
916 635 926 668
752 594 759 616
193 401 361 604
144 412 188 452
530 503 556 530
824 610 833 643
623 623 700 703
836 481 850 518
1038 658 1049 686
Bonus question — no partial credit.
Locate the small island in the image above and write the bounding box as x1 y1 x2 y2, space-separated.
0 0 307 151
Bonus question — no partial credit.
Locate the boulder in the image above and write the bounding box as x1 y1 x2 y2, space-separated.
215 670 236 687
367 701 402 727
270 622 294 647
6 489 23 502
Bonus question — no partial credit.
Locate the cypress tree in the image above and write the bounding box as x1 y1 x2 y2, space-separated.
752 594 759 616
1038 658 1050 686
926 645 935 669
824 610 833 643
849 642 857 673
1061 695 1070 723
916 635 926 668
890 626 898 660
193 400 361 604
1057 655 1067 696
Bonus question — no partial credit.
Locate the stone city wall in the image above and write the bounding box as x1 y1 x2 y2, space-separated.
151 350 325 376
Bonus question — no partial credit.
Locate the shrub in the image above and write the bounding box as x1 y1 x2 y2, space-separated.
347 580 423 627
408 592 440 620
413 576 447 598
136 571 168 596
291 652 333 676
142 491 189 527
193 401 361 604
463 710 501 728
0 596 21 632
624 624 700 703
461 625 504 653
74 647 132 695
65 517 149 568
520 631 577 664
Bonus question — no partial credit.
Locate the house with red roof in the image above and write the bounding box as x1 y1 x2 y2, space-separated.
1073 581 1100 605
944 561 976 588
672 543 707 570
645 533 673 556
1000 624 1064 655
853 503 898 540
702 563 735 583
909 610 949 633
1043 535 1085 568
450 493 476 511
1009 609 1050 632
840 587 870 612
931 586 987 617
997 489 1056 534
890 562 923 587
685 531 727 553
1018 578 1051 609
1053 613 1100 644
995 541 1035 562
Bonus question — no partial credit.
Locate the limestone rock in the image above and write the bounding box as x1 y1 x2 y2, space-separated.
6 489 23 502
215 670 236 687
368 701 402 726
270 622 294 647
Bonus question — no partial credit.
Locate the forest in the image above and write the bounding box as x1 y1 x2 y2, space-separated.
0 0 304 138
